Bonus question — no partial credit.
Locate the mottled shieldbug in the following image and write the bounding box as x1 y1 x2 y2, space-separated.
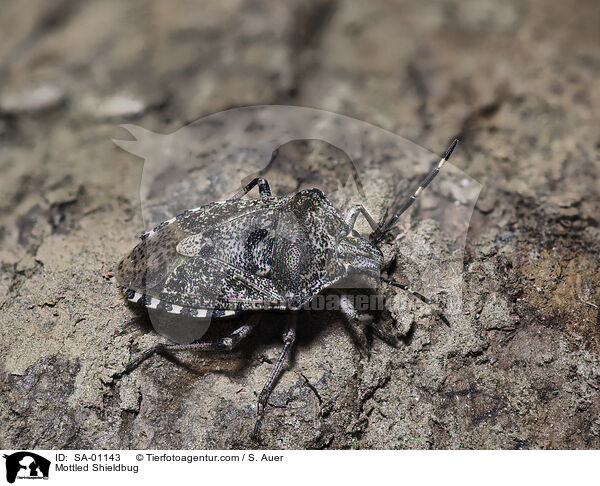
115 140 458 439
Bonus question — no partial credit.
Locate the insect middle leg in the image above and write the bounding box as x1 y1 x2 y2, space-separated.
117 323 256 377
232 177 272 199
253 313 297 440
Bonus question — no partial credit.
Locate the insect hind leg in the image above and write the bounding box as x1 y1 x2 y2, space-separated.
382 276 450 327
115 323 256 378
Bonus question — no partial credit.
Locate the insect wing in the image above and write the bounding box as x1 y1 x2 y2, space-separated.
160 206 286 310
116 197 287 310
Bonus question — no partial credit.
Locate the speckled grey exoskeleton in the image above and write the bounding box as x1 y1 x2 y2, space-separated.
115 140 458 439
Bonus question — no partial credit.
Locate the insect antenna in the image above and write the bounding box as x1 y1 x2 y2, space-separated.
371 139 458 244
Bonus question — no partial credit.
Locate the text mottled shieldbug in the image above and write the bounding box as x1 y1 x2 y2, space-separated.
115 140 458 439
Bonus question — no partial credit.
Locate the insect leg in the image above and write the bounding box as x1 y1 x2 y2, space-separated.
344 205 379 232
231 177 272 199
117 323 256 377
339 294 371 357
372 139 458 243
252 314 297 440
382 276 450 326
232 149 281 199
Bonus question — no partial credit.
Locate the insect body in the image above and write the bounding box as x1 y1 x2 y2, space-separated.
117 188 382 314
115 140 458 439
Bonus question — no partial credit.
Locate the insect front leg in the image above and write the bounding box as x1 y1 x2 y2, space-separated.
339 294 371 358
381 276 451 327
115 323 257 378
252 313 297 441
344 205 379 232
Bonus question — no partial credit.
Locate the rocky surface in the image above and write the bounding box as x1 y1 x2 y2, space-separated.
1 0 599 449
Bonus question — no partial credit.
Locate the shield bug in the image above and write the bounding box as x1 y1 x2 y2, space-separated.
115 140 458 439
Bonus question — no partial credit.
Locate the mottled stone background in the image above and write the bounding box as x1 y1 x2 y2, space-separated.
1 0 598 449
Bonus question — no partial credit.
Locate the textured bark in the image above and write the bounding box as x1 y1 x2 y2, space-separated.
1 0 599 449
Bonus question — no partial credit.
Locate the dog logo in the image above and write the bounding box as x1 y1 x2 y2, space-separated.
3 452 51 483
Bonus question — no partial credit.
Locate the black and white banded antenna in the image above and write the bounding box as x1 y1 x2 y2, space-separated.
372 139 458 244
